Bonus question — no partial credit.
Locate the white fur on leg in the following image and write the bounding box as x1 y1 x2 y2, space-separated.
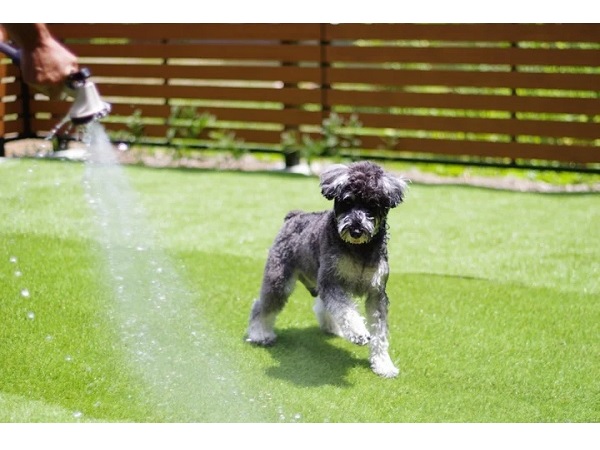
313 297 343 337
338 308 371 346
370 351 399 378
246 304 277 345
368 309 399 378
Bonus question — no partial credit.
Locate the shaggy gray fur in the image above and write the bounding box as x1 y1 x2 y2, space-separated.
246 161 408 378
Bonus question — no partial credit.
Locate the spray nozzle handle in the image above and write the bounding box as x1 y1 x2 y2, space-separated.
0 41 21 64
66 68 91 89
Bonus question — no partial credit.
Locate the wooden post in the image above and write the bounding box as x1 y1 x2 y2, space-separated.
319 23 331 125
509 40 518 166
0 58 6 156
281 38 301 168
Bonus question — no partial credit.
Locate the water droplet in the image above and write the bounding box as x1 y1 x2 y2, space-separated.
26 311 35 320
293 413 302 421
136 246 145 252
65 355 73 362
73 411 83 419
9 256 17 264
45 335 54 342
20 289 30 298
14 270 22 277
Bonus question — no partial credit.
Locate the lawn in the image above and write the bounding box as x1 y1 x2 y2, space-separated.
0 156 598 423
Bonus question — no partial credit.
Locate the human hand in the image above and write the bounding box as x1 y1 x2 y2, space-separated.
2 24 79 100
19 37 79 100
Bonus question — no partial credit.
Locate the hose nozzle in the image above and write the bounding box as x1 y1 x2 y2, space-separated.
66 69 111 125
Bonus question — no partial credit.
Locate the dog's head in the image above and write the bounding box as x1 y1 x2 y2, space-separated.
320 161 408 245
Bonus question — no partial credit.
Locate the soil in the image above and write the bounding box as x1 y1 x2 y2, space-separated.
3 138 600 194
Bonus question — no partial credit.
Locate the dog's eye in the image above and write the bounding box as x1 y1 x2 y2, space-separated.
338 196 354 209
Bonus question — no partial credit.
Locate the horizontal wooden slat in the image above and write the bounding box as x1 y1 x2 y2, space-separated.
98 84 321 104
164 106 320 126
68 43 320 62
1 101 23 115
82 62 600 91
4 64 20 77
34 119 284 144
33 101 322 126
325 24 600 43
52 23 321 41
356 135 599 164
2 83 22 96
326 90 600 115
344 113 599 140
2 119 23 134
326 68 600 91
38 83 595 117
86 63 322 83
326 46 599 67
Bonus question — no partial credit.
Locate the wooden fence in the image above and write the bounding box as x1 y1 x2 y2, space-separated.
1 23 599 167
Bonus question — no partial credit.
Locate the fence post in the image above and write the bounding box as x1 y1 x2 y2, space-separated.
509 40 518 166
281 38 301 168
161 36 171 147
20 82 33 139
0 57 6 156
319 23 330 125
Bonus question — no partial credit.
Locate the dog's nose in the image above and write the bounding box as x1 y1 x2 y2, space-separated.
350 228 363 238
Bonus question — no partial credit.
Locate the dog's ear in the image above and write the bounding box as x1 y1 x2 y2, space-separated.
320 164 349 200
382 173 409 208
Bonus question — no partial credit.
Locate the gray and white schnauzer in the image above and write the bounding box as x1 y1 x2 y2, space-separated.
246 161 408 378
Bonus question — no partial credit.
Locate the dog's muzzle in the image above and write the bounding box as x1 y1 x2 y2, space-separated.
336 210 380 245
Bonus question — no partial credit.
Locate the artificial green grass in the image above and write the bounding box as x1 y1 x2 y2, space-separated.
0 158 598 422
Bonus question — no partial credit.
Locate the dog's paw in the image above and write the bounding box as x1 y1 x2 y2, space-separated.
370 355 399 378
348 332 371 346
245 334 277 346
245 324 277 346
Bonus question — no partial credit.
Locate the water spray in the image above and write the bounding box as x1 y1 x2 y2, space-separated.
0 41 111 130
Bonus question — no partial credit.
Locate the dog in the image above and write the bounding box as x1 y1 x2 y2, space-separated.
246 161 408 378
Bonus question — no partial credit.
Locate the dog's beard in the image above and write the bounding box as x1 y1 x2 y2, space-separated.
336 211 381 245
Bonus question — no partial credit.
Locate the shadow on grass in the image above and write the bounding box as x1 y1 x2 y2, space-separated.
261 326 369 387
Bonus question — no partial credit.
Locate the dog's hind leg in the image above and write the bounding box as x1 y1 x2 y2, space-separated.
365 291 399 378
246 258 296 346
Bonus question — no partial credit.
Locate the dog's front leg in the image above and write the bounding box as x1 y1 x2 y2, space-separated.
366 291 399 378
319 285 370 346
